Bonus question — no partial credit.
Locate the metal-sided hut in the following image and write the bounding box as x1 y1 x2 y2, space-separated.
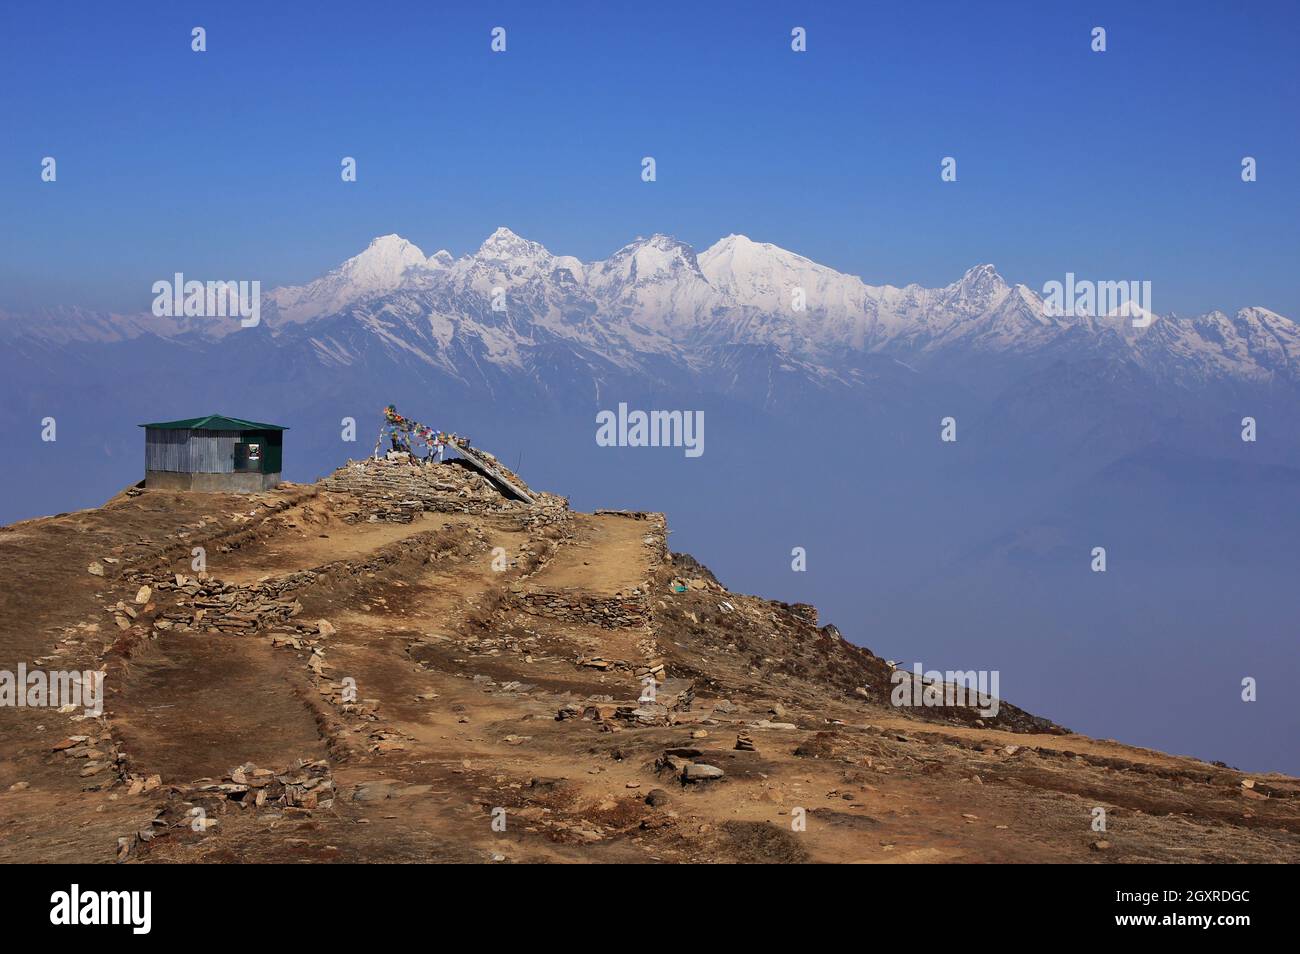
140 414 286 492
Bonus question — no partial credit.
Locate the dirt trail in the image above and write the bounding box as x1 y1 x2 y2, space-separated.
215 503 437 584
522 512 651 595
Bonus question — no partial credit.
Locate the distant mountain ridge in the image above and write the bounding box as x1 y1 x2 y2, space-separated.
3 228 1298 401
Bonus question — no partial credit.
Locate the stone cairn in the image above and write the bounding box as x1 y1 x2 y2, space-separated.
320 456 567 524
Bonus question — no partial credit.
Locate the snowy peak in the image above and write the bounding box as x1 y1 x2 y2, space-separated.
474 226 552 262
698 233 871 304
456 227 580 292
268 234 432 325
699 232 777 266
1236 305 1293 331
595 234 706 289
962 263 1008 290
942 264 1011 312
615 232 700 264
700 234 824 288
695 233 891 354
343 234 430 286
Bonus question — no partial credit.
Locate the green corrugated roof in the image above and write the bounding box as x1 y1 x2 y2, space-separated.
139 414 288 431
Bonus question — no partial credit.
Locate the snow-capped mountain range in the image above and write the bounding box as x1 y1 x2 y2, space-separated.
4 227 1298 395
257 228 1300 388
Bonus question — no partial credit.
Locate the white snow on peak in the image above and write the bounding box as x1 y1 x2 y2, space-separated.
475 226 550 261
583 234 715 337
940 264 1011 312
961 263 1006 285
269 234 432 325
599 234 702 282
344 235 430 288
235 226 1300 385
1105 299 1159 324
452 227 589 294
699 234 857 301
697 233 896 351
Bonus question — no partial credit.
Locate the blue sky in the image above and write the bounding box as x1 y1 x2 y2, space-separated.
2 0 1297 316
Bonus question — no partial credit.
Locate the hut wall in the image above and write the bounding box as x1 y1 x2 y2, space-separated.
145 429 241 474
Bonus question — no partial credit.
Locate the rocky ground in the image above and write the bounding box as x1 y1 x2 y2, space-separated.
1 455 1297 864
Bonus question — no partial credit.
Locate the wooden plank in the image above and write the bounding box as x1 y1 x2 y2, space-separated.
443 438 534 504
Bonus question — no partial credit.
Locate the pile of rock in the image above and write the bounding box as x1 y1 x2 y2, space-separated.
517 590 649 629
787 603 819 626
123 772 164 796
180 758 335 812
645 674 695 712
616 702 671 727
314 678 382 721
656 747 726 784
143 573 307 635
322 457 535 522
580 701 620 727
459 631 545 660
571 699 658 730
51 729 122 785
520 492 572 530
573 699 673 729
362 498 424 523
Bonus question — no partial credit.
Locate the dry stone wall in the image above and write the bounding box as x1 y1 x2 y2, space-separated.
321 456 562 523
514 511 667 630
